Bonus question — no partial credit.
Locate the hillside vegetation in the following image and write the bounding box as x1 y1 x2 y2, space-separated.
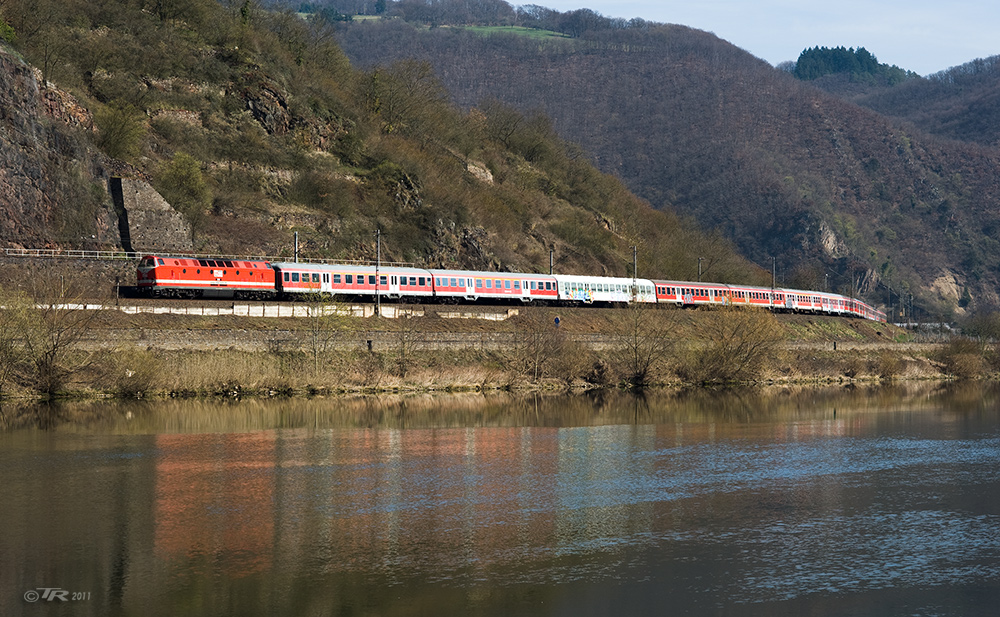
852 56 1000 149
331 1 1000 319
0 0 763 284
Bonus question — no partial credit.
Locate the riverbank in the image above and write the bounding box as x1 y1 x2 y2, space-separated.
0 301 984 401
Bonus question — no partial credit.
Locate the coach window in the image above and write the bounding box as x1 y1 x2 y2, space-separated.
379 276 387 286
476 279 483 288
530 281 536 290
502 280 510 289
334 274 341 284
485 280 492 289
514 281 520 290
282 272 288 282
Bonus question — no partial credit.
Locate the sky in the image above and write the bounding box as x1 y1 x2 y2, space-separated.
531 1 1000 76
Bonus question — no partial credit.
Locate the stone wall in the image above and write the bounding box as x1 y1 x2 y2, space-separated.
110 177 192 254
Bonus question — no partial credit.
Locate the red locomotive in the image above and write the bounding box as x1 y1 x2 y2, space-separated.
136 255 276 299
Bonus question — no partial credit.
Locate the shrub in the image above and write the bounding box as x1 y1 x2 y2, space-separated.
874 351 902 381
156 152 211 239
0 18 15 44
937 337 985 379
94 101 147 161
674 307 783 385
106 348 162 398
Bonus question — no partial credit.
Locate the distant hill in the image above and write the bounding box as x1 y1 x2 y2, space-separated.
332 5 1000 317
852 56 1000 149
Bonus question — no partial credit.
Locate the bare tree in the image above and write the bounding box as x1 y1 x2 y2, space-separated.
388 305 422 378
2 272 102 397
363 59 449 135
608 302 673 386
0 286 38 396
507 310 566 382
305 293 352 378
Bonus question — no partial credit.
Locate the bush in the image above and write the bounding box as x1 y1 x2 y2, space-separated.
674 307 784 385
874 351 902 381
937 337 985 379
94 101 147 161
499 311 567 382
105 348 162 398
290 170 357 216
156 152 211 239
0 18 15 44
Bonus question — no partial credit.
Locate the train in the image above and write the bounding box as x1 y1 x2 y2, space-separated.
135 254 887 322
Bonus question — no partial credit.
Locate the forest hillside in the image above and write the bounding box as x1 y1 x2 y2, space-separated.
331 1 1000 318
0 0 764 287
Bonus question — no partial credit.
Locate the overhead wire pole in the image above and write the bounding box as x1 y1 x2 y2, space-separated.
771 256 776 309
375 229 381 317
632 245 637 301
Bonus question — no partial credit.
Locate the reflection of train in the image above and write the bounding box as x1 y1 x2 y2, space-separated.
136 255 887 322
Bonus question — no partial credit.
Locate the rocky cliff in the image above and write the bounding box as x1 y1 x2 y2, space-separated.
0 46 112 249
0 45 188 255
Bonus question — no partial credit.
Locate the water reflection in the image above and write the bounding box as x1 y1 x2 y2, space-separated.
1 384 998 616
2 381 997 434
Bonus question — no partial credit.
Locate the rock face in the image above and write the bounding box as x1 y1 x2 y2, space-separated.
0 47 61 247
0 45 119 250
109 178 192 254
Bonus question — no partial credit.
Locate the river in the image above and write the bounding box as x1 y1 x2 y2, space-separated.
2 384 998 616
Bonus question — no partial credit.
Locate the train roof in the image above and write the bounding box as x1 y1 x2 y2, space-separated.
139 255 271 266
428 268 555 279
651 279 732 289
269 262 428 274
552 274 655 285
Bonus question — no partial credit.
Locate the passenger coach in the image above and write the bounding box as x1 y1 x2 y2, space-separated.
271 262 434 299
